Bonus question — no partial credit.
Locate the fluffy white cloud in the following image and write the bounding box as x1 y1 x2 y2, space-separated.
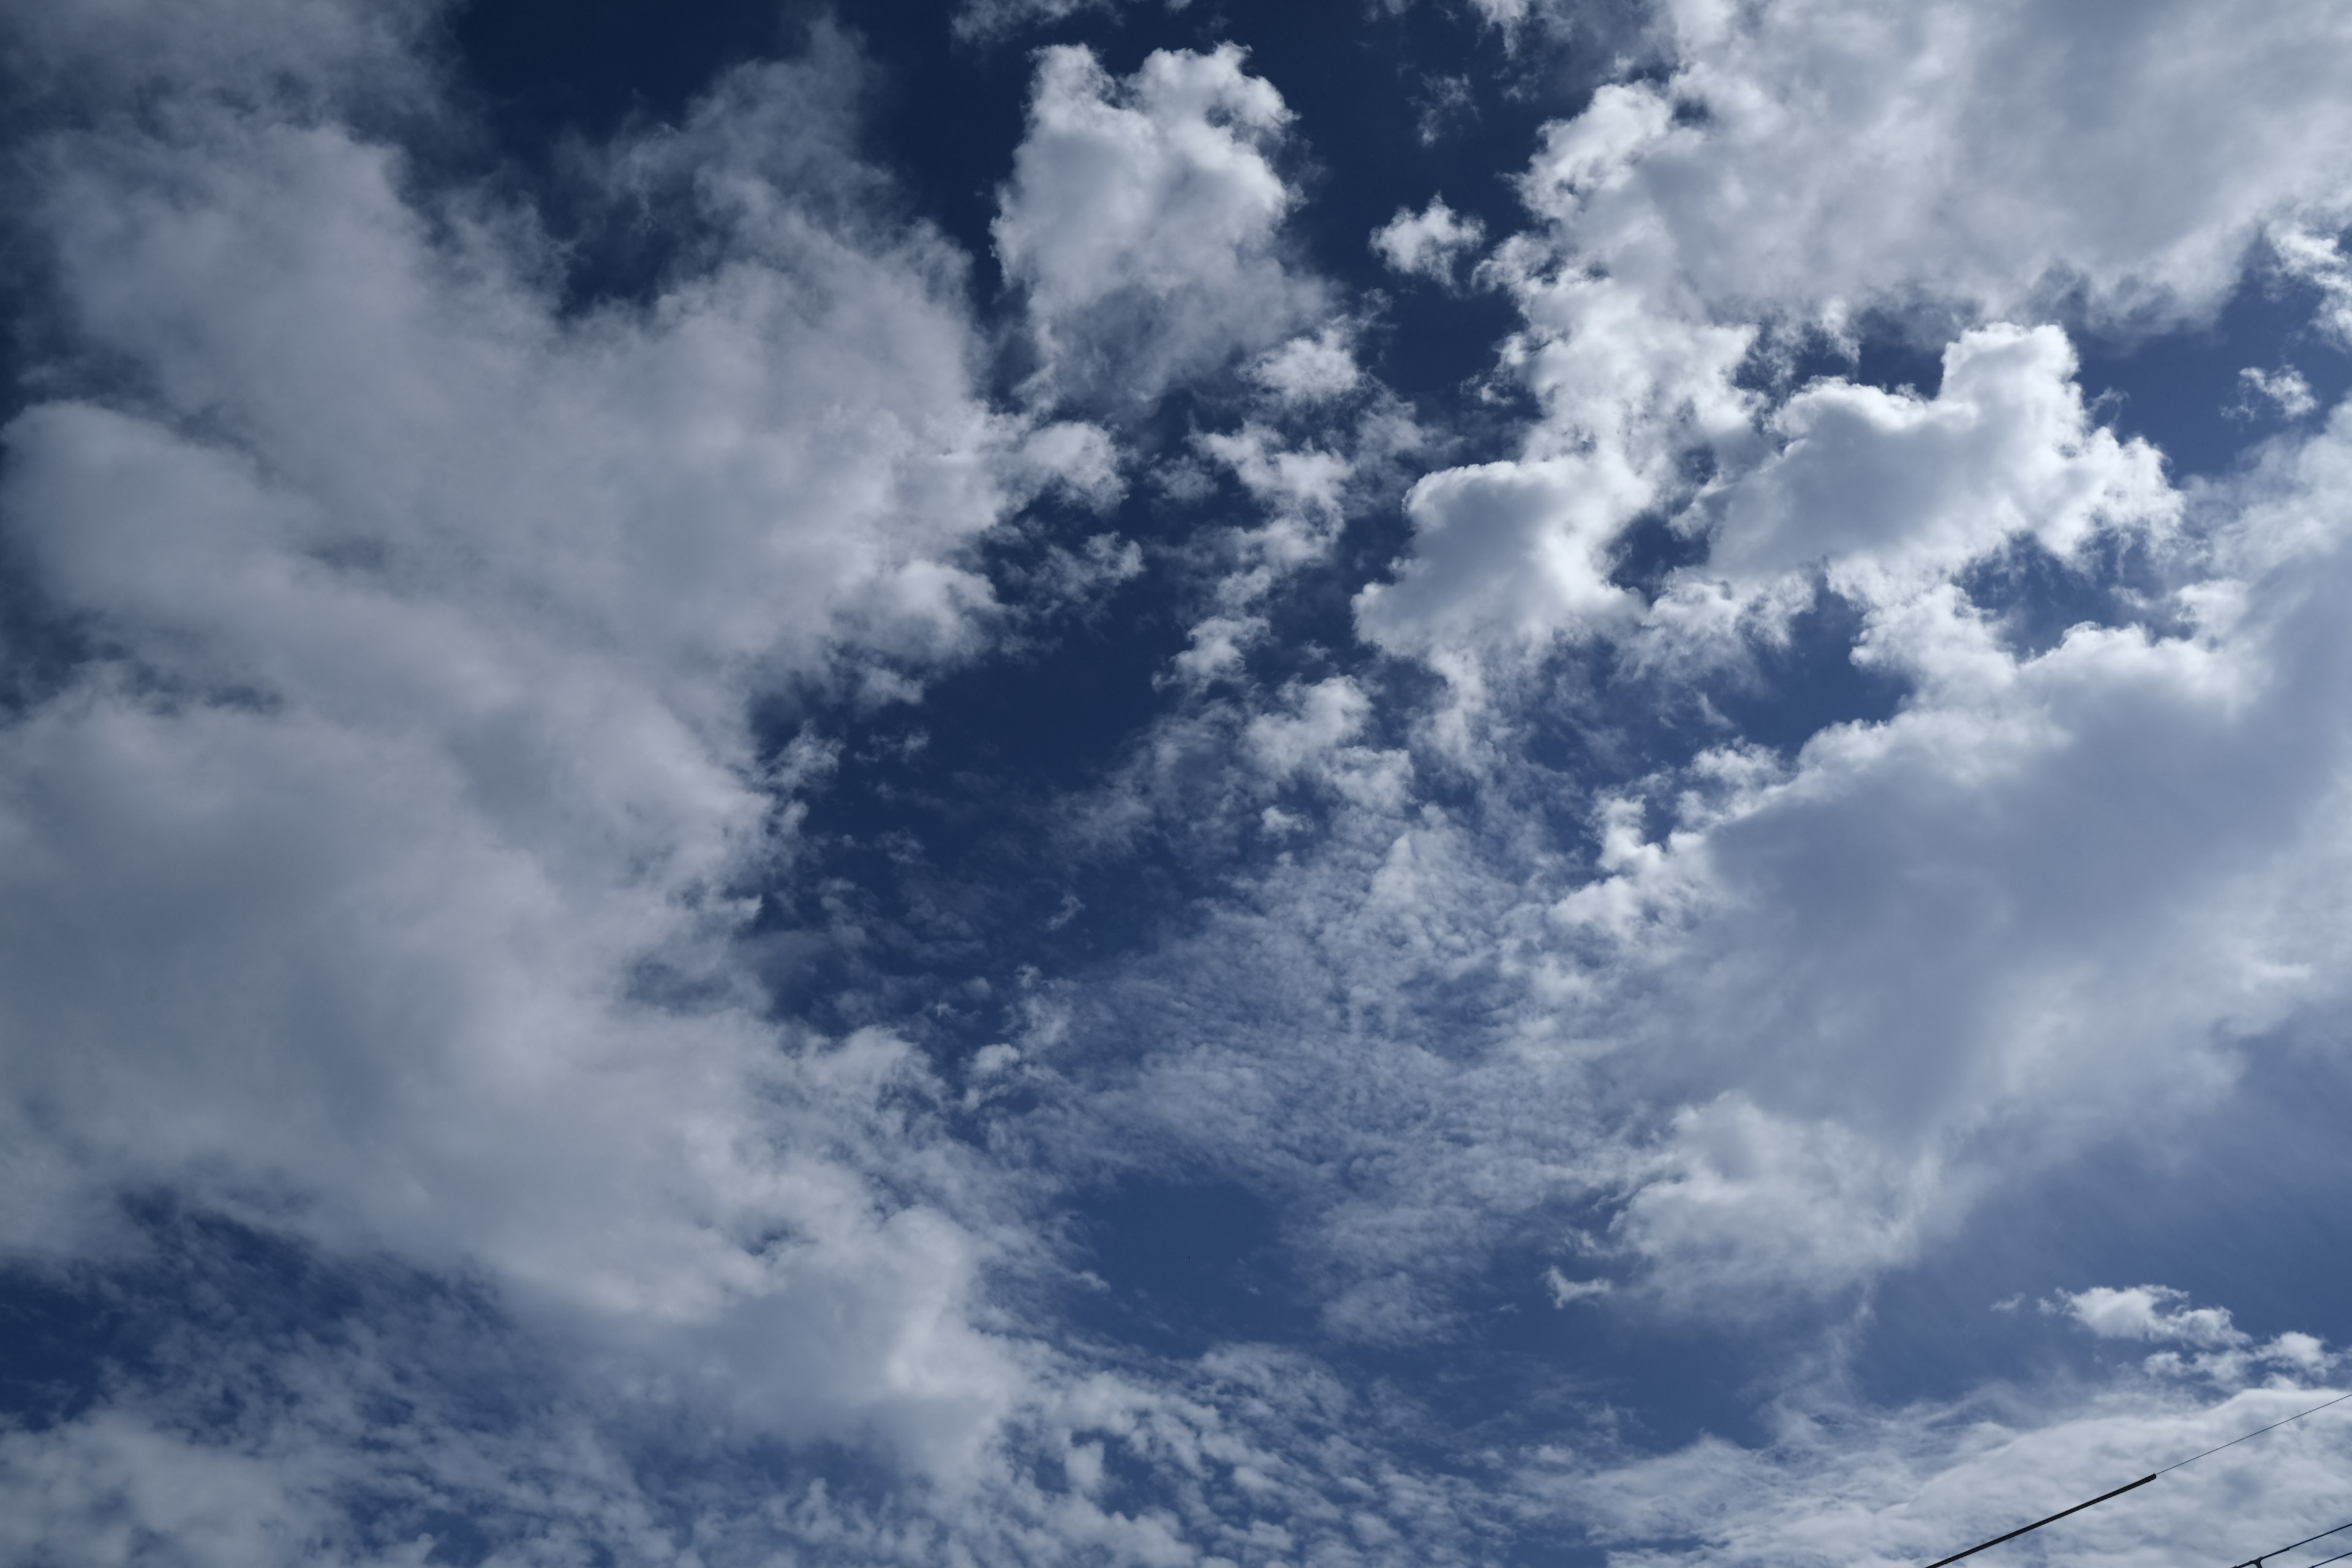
994 45 1329 407
1702 324 2178 603
17 0 2352 1561
2056 1285 2249 1349
1357 270 1754 658
1252 325 1365 405
1356 452 1646 655
1363 0 2352 673
1300 1 2352 1311
2274 224 2352 346
2241 366 2321 420
1370 197 1485 286
1081 374 2352 1326
0 15 1045 1480
1538 403 2352 1300
1519 1 2352 326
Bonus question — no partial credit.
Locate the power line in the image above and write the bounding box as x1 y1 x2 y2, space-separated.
1921 1474 2155 1568
2160 1392 2352 1479
2229 1518 2352 1568
1917 1388 2352 1568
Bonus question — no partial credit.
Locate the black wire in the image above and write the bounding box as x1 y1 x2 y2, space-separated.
2158 1392 2352 1478
2228 1517 2352 1568
1917 1389 2352 1568
1920 1476 2154 1568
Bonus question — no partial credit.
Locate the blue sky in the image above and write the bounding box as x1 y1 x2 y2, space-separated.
5 1 2352 1564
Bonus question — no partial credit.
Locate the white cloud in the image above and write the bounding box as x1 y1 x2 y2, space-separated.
1246 677 1373 779
1520 1 2352 327
1362 0 2352 677
1526 415 2352 1300
1611 1096 1948 1309
2045 1286 2339 1389
994 45 1329 407
1240 678 1412 811
0 20 1045 1483
2053 1285 2248 1349
1357 452 1646 656
1702 324 2179 605
0 1413 347 1568
2273 224 2352 345
1534 1341 2352 1568
1083 388 2352 1323
952 0 1106 38
1253 325 1365 405
1355 270 1755 660
1170 612 1265 685
1261 2 2352 1324
2239 366 2321 420
1543 1267 1611 1307
1017 418 1129 510
17 1 2352 1562
1199 424 1352 540
1371 197 1487 286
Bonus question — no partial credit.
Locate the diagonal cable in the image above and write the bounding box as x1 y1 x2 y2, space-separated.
1917 1389 2352 1568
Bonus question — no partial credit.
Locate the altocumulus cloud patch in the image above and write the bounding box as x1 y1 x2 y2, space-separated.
5 1 2352 1565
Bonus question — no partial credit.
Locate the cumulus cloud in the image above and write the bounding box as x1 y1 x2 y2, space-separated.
1289 1 2352 1317
1252 325 1365 405
1702 324 2178 603
2240 366 2321 420
1100 323 2352 1327
0 6 1045 1485
1362 0 2352 676
994 45 1329 407
2053 1285 2248 1349
18 0 2352 1562
1371 197 1486 285
1233 677 1411 810
1515 1 2352 326
2273 224 2352 345
1355 271 1754 659
1356 452 1646 655
1516 403 2352 1300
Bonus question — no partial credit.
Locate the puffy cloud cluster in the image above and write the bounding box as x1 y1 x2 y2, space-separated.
1701 325 2176 599
14 0 2352 1561
2057 1285 2251 1349
0 7 1515 1562
1515 0 2352 326
1275 0 2352 1316
1363 0 2352 668
2275 224 2352 347
995 45 1329 408
1370 197 1486 287
0 0 1054 1493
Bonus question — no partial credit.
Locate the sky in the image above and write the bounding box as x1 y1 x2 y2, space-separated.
4 0 2352 1563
